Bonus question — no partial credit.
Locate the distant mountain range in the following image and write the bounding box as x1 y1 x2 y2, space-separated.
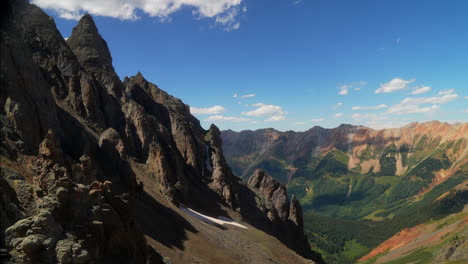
222 121 468 263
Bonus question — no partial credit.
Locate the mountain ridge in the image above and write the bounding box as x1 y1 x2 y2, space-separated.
221 120 467 263
221 121 467 184
0 1 322 263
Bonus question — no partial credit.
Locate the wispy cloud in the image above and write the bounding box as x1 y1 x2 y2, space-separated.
333 113 344 118
375 78 415 94
240 93 255 98
399 93 459 105
410 86 431 95
33 0 245 30
295 121 306 125
386 91 459 115
387 104 440 115
396 37 401 44
351 113 388 122
190 105 226 115
311 118 324 122
437 89 456 95
367 120 410 130
352 104 388 110
215 5 244 31
265 115 286 122
338 85 350 95
205 115 254 123
338 81 366 94
333 102 343 109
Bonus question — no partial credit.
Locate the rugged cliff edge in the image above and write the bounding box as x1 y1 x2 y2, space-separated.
0 1 322 263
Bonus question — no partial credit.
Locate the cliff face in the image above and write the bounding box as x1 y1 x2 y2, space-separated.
243 169 321 261
0 1 320 263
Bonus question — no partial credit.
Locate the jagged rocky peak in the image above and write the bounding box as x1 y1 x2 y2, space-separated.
67 13 124 99
244 169 323 263
1 2 321 262
67 14 112 71
206 124 240 207
247 169 290 220
124 72 192 118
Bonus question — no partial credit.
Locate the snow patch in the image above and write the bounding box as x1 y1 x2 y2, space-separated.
179 206 248 229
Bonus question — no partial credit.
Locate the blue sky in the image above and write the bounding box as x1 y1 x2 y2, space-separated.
36 0 468 131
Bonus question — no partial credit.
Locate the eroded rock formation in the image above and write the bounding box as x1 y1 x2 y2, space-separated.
0 1 320 263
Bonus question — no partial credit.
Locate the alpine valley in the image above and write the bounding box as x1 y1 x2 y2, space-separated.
1 1 467 264
221 122 468 263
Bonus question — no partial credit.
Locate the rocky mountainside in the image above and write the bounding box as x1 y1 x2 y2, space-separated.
221 122 467 263
0 1 323 263
222 122 467 185
359 203 467 264
221 122 467 214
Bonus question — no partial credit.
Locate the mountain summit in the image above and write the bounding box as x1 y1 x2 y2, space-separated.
0 1 323 263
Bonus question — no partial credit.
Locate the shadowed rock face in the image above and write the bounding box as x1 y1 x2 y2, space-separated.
247 169 290 221
0 1 321 263
242 170 324 263
4 131 155 264
67 13 123 99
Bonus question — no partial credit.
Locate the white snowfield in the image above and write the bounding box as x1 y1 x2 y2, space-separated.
179 206 248 229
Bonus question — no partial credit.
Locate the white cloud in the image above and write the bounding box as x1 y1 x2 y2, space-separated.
352 104 388 110
243 103 287 122
265 115 286 122
386 92 458 116
32 0 244 30
214 5 243 31
240 93 255 98
311 118 324 122
351 113 388 121
338 81 366 94
410 86 431 95
387 104 440 115
367 120 409 130
233 93 238 98
437 89 456 95
190 105 225 115
295 121 306 125
333 102 343 109
400 93 459 105
338 85 349 95
465 96 468 99
205 115 253 123
243 103 286 117
375 78 415 94
333 113 344 118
